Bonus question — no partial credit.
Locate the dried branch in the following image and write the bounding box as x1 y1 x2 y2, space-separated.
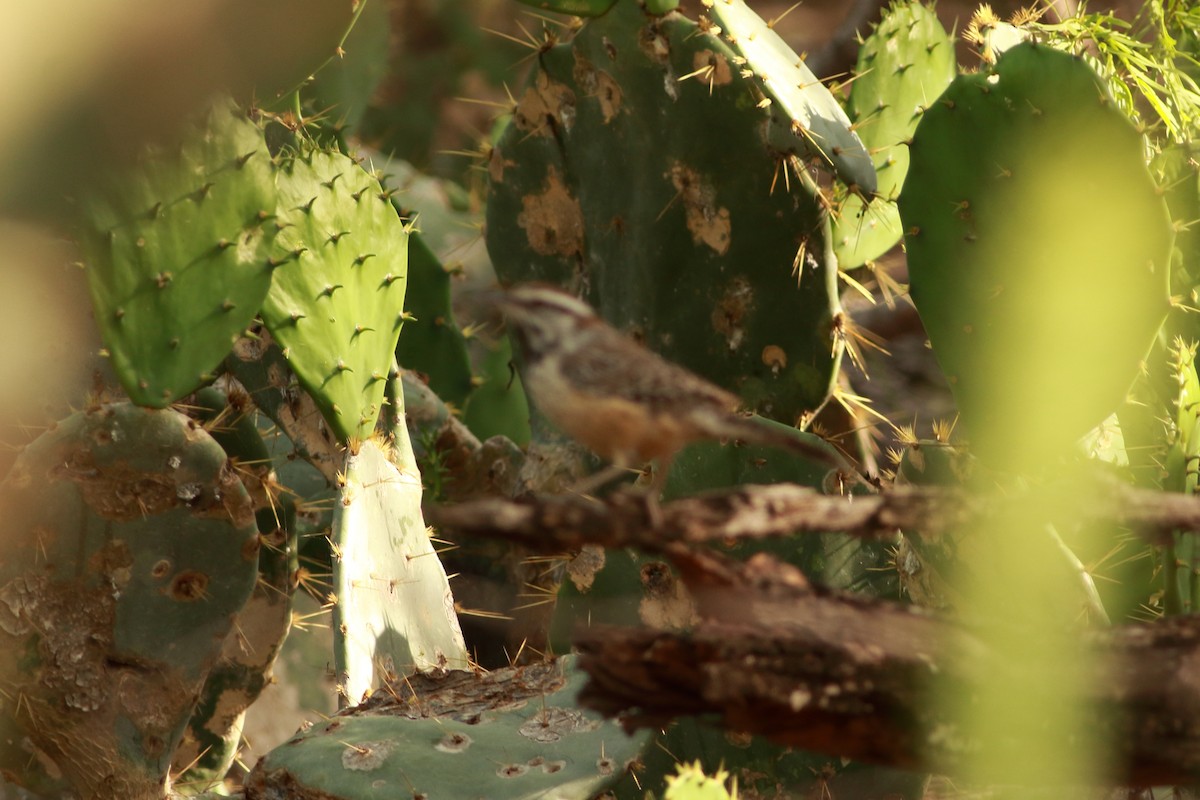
431 477 1200 785
575 548 1200 787
429 475 1199 554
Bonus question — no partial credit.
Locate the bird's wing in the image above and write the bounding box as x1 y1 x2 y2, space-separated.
558 331 740 417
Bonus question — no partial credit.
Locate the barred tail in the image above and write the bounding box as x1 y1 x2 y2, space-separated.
721 414 856 476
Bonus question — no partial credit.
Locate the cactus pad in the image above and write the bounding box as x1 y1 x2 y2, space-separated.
899 44 1172 465
245 657 649 800
261 148 410 443
172 389 296 785
393 232 474 406
834 1 955 267
703 0 875 193
79 98 278 407
332 436 468 706
487 2 839 421
0 403 259 798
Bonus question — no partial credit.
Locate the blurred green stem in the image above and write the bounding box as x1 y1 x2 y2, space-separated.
1164 538 1182 615
1045 523 1109 624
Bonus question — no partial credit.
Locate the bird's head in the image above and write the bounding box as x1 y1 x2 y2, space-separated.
484 283 598 360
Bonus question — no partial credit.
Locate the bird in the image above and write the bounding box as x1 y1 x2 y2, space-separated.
485 283 858 498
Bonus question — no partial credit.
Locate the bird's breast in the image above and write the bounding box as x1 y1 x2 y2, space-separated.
525 359 690 463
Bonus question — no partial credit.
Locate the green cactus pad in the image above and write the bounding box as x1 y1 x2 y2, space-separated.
393 232 474 406
487 2 838 421
463 333 533 446
703 0 875 194
245 657 649 800
1154 142 1200 324
332 436 469 706
173 389 297 785
898 43 1172 466
0 403 259 799
834 1 955 267
262 148 410 444
79 98 278 407
175 503 297 788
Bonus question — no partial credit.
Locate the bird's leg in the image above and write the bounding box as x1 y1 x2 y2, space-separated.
568 459 638 498
566 455 669 529
639 454 677 529
648 453 674 496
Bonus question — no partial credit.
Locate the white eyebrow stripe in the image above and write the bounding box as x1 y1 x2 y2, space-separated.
506 287 595 318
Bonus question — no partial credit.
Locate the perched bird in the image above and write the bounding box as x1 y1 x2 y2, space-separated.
486 283 855 495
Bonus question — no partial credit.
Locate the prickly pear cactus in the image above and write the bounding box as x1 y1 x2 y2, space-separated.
176 504 296 788
702 0 875 194
1158 340 1200 615
332 433 469 706
224 326 344 484
663 762 736 800
1155 142 1200 333
898 43 1172 466
394 232 474 407
833 0 955 268
244 657 650 800
78 97 278 407
487 1 840 421
0 403 259 800
172 389 297 786
261 147 410 443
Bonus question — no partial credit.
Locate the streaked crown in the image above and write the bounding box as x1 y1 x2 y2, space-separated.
492 283 598 360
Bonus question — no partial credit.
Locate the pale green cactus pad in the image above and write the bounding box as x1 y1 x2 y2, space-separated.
703 0 876 193
331 435 469 706
245 657 649 800
262 148 410 443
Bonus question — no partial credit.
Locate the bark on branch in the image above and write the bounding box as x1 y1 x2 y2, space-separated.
429 477 1198 554
575 549 1200 787
431 480 1200 786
